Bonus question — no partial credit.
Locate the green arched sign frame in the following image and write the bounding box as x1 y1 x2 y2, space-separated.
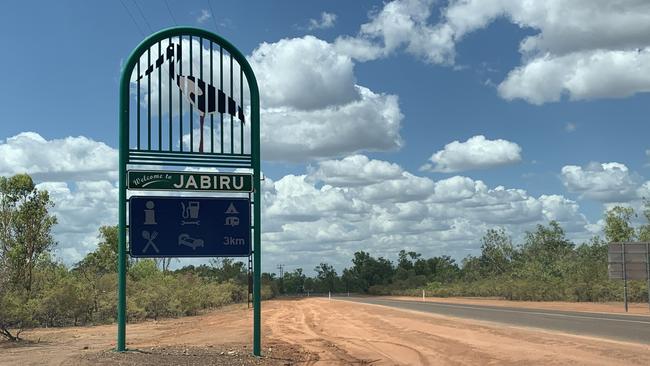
117 27 262 355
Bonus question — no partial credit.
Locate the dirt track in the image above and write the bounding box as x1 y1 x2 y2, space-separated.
2 298 649 365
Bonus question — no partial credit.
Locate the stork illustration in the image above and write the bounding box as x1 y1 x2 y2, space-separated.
138 43 245 152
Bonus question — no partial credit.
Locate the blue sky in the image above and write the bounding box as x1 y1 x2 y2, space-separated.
1 0 649 272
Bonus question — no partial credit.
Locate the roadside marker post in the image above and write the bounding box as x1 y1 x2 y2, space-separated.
607 242 650 312
118 27 262 355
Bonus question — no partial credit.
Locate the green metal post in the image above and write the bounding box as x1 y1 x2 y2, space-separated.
251 79 261 357
117 53 129 352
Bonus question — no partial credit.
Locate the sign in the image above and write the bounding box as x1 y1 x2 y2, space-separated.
128 170 253 192
118 27 262 355
607 242 649 280
129 196 251 257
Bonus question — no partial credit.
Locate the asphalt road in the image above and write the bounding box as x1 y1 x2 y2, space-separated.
337 297 650 344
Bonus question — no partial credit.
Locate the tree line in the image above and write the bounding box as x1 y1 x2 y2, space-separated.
266 206 649 304
0 174 266 341
1 172 648 341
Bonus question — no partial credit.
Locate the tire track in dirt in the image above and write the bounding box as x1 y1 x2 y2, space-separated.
264 299 367 365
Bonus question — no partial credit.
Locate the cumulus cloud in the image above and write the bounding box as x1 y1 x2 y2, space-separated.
421 135 522 173
0 132 117 181
308 12 337 30
260 154 592 272
307 155 403 186
498 49 650 104
37 180 118 264
250 36 404 161
335 0 650 104
261 86 403 161
334 0 455 64
8 136 593 271
251 36 359 111
561 162 642 203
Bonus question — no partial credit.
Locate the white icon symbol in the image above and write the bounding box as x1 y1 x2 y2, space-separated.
143 201 157 225
225 203 240 226
225 217 240 226
181 201 200 225
142 230 159 253
178 233 204 250
225 203 239 215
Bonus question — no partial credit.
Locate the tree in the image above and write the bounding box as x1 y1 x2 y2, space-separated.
422 256 460 283
73 226 120 322
479 228 515 276
283 268 306 294
519 221 574 280
314 262 338 292
0 174 57 292
210 258 247 284
0 174 57 340
637 199 650 241
349 251 394 292
74 226 119 277
604 206 636 243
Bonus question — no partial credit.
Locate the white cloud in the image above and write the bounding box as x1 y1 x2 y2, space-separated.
561 162 642 202
6 138 594 271
565 122 577 132
261 86 403 161
250 36 404 161
336 0 650 104
251 36 359 111
498 49 650 104
0 132 117 181
307 155 403 186
260 154 593 272
196 9 211 24
36 180 118 264
421 135 522 173
308 12 337 30
334 0 455 64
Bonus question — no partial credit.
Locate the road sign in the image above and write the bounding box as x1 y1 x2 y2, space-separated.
118 27 262 355
128 170 253 192
129 196 251 257
608 243 649 280
607 242 650 312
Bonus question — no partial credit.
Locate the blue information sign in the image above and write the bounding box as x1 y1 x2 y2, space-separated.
129 196 251 257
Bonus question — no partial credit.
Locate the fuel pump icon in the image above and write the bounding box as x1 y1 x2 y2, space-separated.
181 201 200 225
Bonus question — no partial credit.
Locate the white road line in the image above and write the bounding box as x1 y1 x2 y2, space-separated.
366 299 650 325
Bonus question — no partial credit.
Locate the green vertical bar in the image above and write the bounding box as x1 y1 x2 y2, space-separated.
158 42 162 150
210 42 214 153
250 72 262 359
117 44 130 354
230 54 234 154
147 48 151 150
189 36 194 152
136 61 140 150
220 46 224 153
179 36 183 152
168 38 173 151
240 67 244 154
